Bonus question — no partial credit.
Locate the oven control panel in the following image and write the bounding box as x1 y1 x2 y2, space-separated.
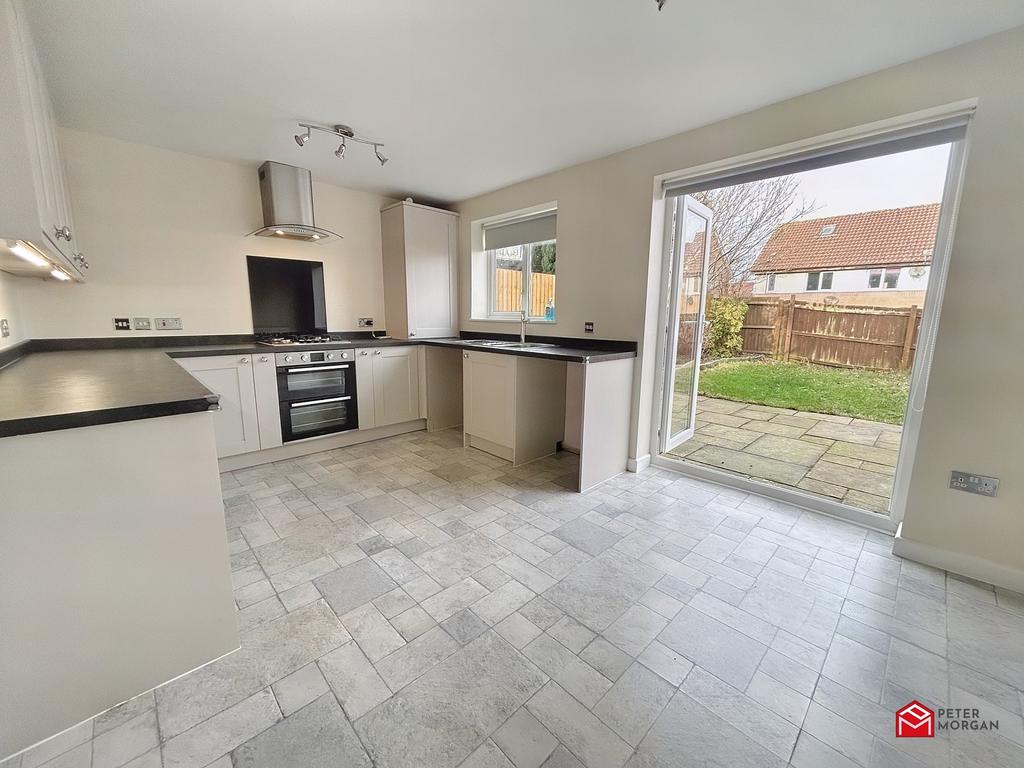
275 349 353 366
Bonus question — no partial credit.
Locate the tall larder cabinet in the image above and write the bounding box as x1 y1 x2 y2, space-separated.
380 201 458 339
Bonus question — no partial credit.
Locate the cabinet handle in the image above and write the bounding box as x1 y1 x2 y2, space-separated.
54 225 72 241
258 356 268 363
240 357 250 364
463 353 469 359
410 331 416 337
374 350 382 356
73 252 89 269
360 350 368 356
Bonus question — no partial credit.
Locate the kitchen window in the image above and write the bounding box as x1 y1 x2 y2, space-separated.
806 271 832 291
481 211 557 320
869 268 901 289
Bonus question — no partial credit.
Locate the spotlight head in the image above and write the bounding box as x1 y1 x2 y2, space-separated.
294 129 310 147
374 145 388 166
335 141 346 159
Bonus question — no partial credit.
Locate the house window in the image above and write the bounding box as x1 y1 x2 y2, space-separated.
806 272 819 291
819 224 837 237
482 211 557 320
869 268 901 289
767 274 776 292
820 271 833 290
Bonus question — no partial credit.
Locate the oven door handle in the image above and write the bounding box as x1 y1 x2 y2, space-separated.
284 364 350 373
289 396 352 408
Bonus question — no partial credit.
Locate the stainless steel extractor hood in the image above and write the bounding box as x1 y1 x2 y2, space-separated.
249 161 340 242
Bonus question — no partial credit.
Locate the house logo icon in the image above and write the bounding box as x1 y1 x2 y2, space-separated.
896 700 935 737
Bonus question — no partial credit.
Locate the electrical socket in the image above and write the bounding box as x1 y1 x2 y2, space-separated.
113 317 131 331
950 470 999 497
154 317 183 331
358 317 374 327
0 319 8 338
132 317 152 331
584 322 594 333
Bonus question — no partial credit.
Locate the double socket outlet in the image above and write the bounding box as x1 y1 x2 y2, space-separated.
114 317 182 331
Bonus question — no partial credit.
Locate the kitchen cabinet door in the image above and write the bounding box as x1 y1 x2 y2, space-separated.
178 355 260 457
355 349 376 430
251 353 282 450
372 346 420 427
0 0 85 279
463 350 515 450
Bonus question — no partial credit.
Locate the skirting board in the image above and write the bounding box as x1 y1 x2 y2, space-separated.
219 420 426 471
627 454 651 472
893 522 1024 594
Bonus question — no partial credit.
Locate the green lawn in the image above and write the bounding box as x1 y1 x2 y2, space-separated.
691 359 911 424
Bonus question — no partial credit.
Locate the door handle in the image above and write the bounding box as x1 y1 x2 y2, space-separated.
290 396 351 407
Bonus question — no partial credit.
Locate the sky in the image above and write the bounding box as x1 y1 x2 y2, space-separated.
788 143 951 220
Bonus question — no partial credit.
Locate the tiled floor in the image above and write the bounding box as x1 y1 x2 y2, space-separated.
8 428 1024 768
670 396 903 513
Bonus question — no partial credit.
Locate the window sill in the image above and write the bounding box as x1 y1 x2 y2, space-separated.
469 316 558 325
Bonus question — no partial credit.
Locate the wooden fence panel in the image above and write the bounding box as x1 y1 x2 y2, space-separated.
495 268 556 316
740 299 781 356
736 296 920 370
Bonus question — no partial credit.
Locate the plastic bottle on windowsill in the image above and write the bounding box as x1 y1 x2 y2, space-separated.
544 298 555 321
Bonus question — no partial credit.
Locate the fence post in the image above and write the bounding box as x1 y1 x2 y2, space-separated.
900 305 919 369
782 297 796 362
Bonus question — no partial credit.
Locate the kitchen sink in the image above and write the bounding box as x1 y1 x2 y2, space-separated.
462 339 557 349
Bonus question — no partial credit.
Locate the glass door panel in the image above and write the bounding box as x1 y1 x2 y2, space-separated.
661 196 714 452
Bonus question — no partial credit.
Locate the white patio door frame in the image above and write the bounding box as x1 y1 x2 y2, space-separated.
647 100 975 533
660 196 714 453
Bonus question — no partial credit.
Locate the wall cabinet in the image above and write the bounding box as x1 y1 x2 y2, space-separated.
381 201 458 339
356 345 423 429
178 355 261 457
0 0 86 280
462 350 565 465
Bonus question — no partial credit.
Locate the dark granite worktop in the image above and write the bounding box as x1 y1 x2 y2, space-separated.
0 349 218 438
0 332 637 437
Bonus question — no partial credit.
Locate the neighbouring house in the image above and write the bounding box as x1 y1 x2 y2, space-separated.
750 203 939 306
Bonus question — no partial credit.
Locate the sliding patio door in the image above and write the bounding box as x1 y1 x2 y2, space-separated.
660 195 714 452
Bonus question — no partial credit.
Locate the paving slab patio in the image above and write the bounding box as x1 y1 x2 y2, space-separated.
668 396 901 513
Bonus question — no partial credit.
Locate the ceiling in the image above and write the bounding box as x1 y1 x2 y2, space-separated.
24 0 1024 204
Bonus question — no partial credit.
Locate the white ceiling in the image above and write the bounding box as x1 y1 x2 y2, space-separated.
25 0 1024 203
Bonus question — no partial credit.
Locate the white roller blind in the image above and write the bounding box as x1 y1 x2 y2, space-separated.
483 212 557 250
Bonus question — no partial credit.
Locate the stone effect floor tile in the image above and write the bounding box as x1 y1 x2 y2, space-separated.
493 708 559 768
24 430 1021 768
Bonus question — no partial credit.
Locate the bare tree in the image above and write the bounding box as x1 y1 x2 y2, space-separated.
695 176 817 296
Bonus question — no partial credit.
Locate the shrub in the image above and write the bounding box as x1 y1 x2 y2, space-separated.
703 296 747 359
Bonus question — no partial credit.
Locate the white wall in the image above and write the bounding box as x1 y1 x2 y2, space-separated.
17 129 394 338
0 270 25 349
455 26 1024 583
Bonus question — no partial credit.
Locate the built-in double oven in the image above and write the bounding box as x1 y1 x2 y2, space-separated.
275 349 358 442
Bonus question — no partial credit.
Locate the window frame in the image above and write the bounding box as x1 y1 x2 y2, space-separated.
883 267 900 289
806 271 821 291
868 269 882 288
485 237 557 321
820 271 834 290
767 274 776 292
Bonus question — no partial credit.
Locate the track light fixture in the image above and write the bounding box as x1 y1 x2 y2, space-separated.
293 122 388 166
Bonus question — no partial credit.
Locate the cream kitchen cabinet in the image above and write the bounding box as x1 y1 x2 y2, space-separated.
380 201 458 339
355 345 423 429
177 355 261 457
0 0 86 280
462 350 565 465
